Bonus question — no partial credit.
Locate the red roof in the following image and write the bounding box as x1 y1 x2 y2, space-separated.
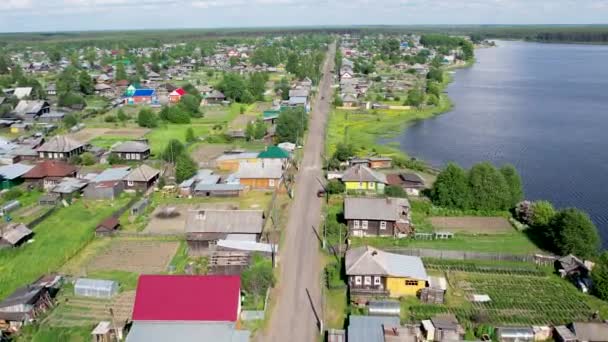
23 160 77 179
132 275 240 322
172 88 186 96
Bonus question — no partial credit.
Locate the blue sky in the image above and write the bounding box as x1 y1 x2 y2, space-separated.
1 0 608 32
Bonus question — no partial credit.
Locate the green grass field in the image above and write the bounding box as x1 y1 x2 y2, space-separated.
17 326 92 342
0 196 132 300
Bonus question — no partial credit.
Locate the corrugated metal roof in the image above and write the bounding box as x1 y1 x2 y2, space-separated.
217 239 274 253
234 161 282 179
126 322 250 342
344 197 409 221
194 183 243 192
345 246 428 280
185 209 263 234
93 167 131 182
0 163 34 180
348 315 400 342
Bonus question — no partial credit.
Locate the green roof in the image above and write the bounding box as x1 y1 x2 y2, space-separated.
258 146 290 159
263 110 280 119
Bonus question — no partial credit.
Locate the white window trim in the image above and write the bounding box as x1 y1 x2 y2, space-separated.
353 220 360 229
361 220 368 230
355 276 362 285
364 276 372 285
380 221 387 230
127 180 134 186
269 179 275 187
374 276 381 285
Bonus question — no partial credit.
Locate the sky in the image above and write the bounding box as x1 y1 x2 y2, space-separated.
1 0 608 32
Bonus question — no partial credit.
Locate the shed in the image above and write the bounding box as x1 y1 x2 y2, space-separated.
367 300 401 316
74 278 118 299
96 217 120 236
0 200 20 216
0 223 33 248
131 198 149 216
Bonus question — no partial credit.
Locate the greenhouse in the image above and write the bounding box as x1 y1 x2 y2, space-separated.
74 278 118 299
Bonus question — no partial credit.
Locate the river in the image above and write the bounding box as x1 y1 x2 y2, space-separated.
390 40 608 247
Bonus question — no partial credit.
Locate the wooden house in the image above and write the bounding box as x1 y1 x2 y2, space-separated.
111 141 151 161
234 161 282 190
168 88 186 103
12 100 50 121
22 160 77 190
216 152 259 172
344 197 412 238
124 164 160 191
185 209 264 255
37 135 85 160
345 246 428 299
341 164 387 194
387 172 425 196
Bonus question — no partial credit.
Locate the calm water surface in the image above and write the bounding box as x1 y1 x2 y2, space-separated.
391 40 608 246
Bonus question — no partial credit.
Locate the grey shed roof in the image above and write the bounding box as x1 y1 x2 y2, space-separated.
571 322 608 341
344 197 409 221
112 141 150 153
289 89 309 98
288 96 307 105
341 164 387 184
93 167 131 182
345 246 428 280
13 100 48 115
185 209 264 234
234 161 282 179
124 164 160 182
217 239 274 253
126 322 250 342
52 178 88 194
194 183 244 192
38 135 84 153
0 163 34 180
348 315 400 342
1 223 32 245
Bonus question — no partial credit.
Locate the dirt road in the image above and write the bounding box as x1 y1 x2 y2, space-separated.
263 42 336 342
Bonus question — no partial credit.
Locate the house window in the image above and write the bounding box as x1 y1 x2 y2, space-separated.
380 221 387 230
208 240 217 247
359 181 363 188
361 220 368 230
355 276 362 285
127 181 134 187
364 276 372 285
353 220 360 229
374 276 381 285
405 280 418 286
269 179 275 187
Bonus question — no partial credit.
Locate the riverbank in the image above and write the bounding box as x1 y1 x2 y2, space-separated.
326 66 465 169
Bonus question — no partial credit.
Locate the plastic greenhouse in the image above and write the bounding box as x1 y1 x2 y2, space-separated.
74 278 118 299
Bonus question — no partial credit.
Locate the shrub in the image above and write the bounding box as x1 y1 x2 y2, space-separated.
80 152 96 166
2 187 23 201
326 180 345 194
385 185 408 198
104 115 117 123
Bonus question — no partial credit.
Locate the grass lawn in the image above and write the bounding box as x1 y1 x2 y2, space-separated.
350 233 540 254
146 120 212 155
85 95 109 110
0 196 132 300
0 188 42 207
326 288 348 329
17 326 92 342
88 135 129 149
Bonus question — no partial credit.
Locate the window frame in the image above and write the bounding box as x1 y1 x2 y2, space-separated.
364 276 372 286
353 220 360 229
355 276 362 285
405 280 419 286
361 220 368 230
380 221 387 230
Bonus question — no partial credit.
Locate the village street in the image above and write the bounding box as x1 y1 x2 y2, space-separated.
263 42 336 342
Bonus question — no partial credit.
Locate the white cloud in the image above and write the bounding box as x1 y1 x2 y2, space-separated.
0 0 33 10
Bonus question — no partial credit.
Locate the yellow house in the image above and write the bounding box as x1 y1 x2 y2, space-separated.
342 164 387 194
345 246 427 298
215 152 259 172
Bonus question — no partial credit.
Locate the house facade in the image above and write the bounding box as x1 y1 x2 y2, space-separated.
234 161 282 190
37 136 85 160
111 141 151 161
341 164 387 194
344 197 411 238
123 164 160 191
345 246 428 299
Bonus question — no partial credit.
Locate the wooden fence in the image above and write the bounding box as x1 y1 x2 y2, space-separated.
383 247 557 265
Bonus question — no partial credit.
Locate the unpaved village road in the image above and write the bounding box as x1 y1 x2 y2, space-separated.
262 42 336 342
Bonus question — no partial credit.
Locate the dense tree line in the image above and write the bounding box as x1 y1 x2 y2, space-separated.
430 162 523 211
420 34 474 61
217 72 269 103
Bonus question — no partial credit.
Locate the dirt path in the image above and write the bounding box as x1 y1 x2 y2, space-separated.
262 42 336 342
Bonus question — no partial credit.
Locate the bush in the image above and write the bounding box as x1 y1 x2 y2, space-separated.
385 185 408 198
107 153 120 165
104 115 117 123
546 208 599 259
2 187 23 201
80 152 96 166
325 262 346 289
326 180 345 194
137 108 158 128
242 253 274 298
63 113 78 127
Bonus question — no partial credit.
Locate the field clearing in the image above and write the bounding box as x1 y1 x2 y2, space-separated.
69 127 149 143
428 216 513 234
190 144 231 164
0 197 132 300
145 121 212 155
86 240 179 273
230 113 258 130
404 270 606 325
